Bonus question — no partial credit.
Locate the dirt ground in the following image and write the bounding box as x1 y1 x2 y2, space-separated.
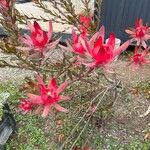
0 48 150 149
91 60 150 147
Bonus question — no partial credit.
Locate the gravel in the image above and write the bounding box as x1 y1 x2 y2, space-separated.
0 68 33 83
0 54 149 84
0 47 65 83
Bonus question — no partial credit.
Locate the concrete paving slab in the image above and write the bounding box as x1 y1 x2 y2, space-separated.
15 1 94 33
0 1 94 40
15 2 72 33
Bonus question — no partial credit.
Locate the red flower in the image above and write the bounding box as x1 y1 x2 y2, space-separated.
20 21 59 52
59 29 86 55
60 26 105 56
25 75 70 117
130 47 150 66
79 15 91 27
79 26 130 68
79 15 92 34
71 29 86 54
125 19 150 48
0 0 11 10
19 99 32 112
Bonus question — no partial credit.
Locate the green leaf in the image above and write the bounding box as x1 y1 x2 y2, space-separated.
71 71 79 77
67 70 73 81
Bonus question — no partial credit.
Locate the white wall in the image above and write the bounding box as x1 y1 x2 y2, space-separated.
70 0 94 14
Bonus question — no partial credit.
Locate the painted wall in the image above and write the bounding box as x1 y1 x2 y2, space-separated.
100 0 150 42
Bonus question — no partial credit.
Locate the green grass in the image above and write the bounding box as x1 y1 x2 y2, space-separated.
0 82 150 150
0 82 49 150
5 115 49 150
133 80 150 100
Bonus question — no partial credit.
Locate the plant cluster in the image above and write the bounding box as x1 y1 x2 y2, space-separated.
0 0 150 149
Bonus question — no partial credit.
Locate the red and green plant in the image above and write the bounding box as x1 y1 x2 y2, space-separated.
0 0 150 149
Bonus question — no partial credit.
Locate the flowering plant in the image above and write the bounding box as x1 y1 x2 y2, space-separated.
0 0 150 149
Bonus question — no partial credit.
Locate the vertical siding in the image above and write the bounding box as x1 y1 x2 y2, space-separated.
99 0 150 42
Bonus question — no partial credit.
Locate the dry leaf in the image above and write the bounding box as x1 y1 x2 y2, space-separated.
83 147 92 150
56 119 63 125
140 105 150 117
56 119 63 129
130 88 139 95
73 146 92 150
144 132 150 141
58 134 65 142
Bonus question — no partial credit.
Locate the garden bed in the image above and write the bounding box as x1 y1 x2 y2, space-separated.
0 56 149 149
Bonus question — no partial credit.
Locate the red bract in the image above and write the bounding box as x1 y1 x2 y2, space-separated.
0 0 11 10
66 29 86 55
20 21 59 53
60 26 104 56
19 99 32 112
125 19 150 48
79 15 92 34
130 47 150 66
71 29 86 54
59 29 86 55
25 75 70 117
79 26 130 68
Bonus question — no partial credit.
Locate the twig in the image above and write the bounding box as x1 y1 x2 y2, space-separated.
69 88 109 150
59 89 106 150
